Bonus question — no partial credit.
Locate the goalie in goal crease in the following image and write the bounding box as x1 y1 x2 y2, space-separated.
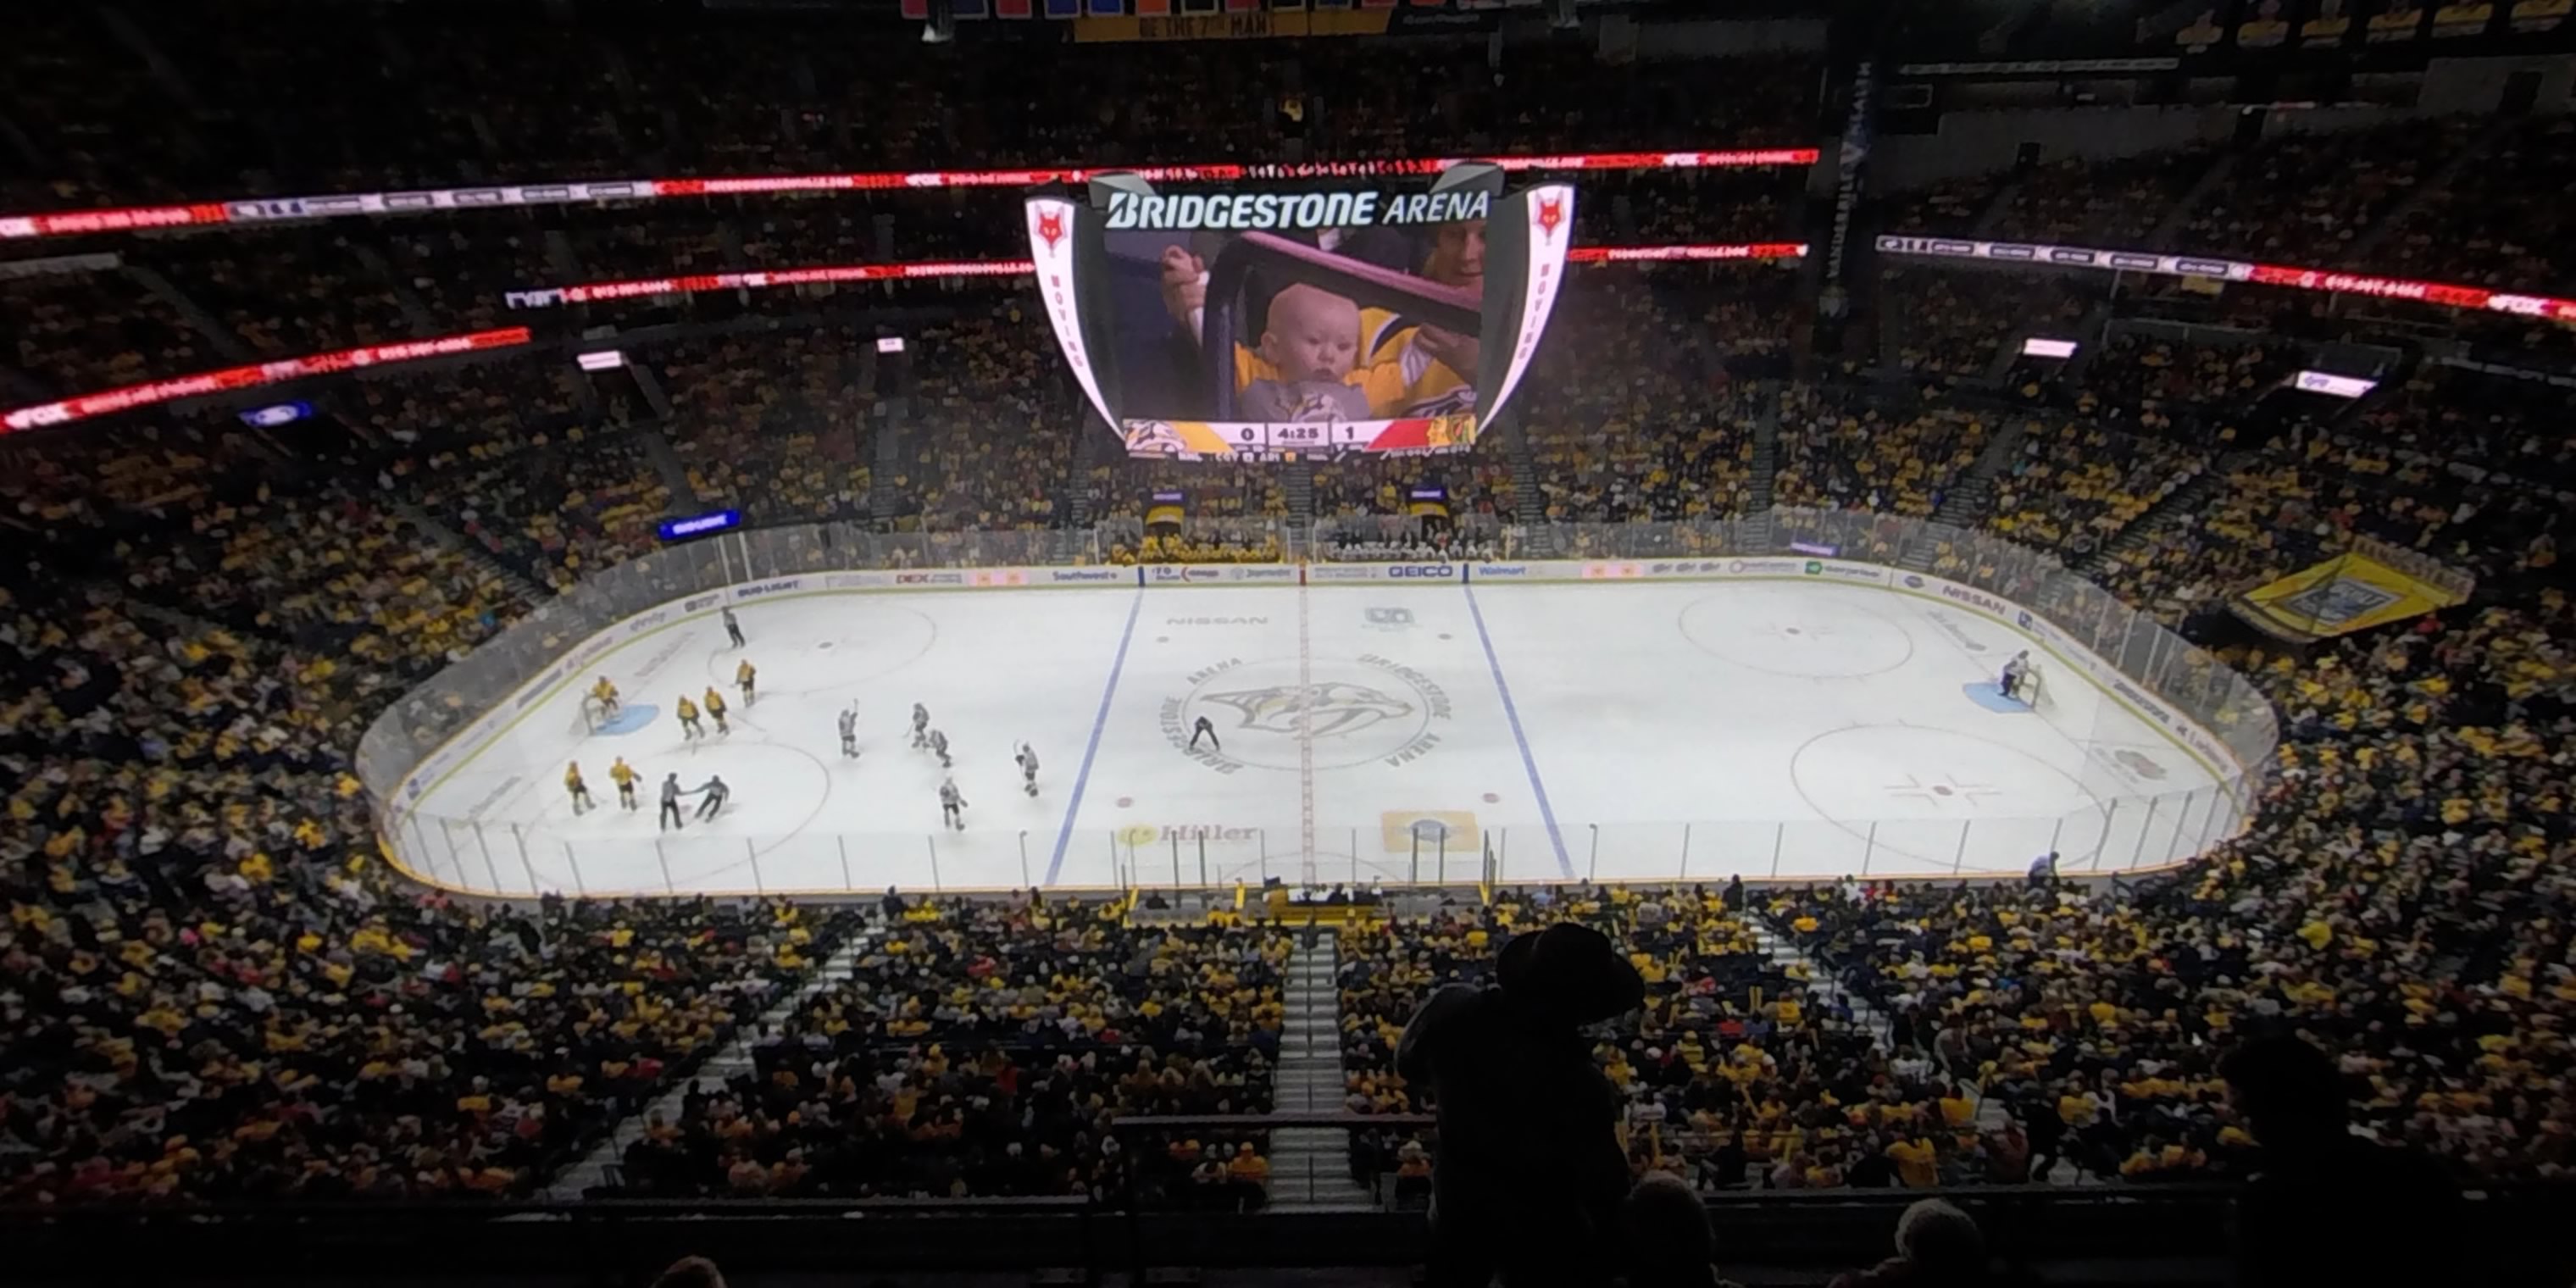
2000 650 2046 706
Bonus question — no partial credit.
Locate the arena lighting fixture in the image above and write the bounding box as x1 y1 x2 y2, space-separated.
2021 337 2079 358
0 152 1819 242
2292 369 2378 398
500 242 1813 308
237 401 313 427
575 350 627 371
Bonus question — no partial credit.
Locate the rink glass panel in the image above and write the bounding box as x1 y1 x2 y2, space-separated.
358 513 2277 897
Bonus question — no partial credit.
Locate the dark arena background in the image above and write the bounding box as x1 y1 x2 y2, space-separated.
3 2 2576 1286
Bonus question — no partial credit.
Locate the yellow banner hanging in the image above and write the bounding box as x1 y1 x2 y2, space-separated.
2233 536 2473 642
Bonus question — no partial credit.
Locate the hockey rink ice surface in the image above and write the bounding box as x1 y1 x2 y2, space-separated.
400 580 2240 897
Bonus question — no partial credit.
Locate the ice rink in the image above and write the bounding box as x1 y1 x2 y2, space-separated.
396 580 2244 897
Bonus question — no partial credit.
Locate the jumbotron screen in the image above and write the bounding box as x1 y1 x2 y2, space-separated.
1026 167 1574 461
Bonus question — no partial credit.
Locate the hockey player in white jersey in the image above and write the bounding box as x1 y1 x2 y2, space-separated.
838 704 860 759
939 776 968 831
928 728 952 769
1999 650 2035 703
1014 742 1040 797
910 702 930 750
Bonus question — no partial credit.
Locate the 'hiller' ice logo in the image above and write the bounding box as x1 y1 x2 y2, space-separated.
1201 682 1414 739
1035 209 1067 253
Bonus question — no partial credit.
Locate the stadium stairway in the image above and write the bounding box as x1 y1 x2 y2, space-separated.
347 238 443 336
2149 152 2240 251
871 411 907 526
1979 330 2029 389
2074 451 2244 578
387 497 552 609
634 420 701 507
125 264 258 365
1748 918 1897 1051
544 228 585 282
2340 116 2518 264
1285 460 1315 536
543 929 879 1199
1745 386 1781 520
1918 414 2029 539
1263 930 1377 1212
1503 419 1545 530
1969 178 2023 237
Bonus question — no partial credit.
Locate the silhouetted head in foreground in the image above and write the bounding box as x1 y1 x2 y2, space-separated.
1496 921 1647 1027
2220 1033 2348 1154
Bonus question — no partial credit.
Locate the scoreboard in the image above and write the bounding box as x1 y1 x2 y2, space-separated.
1027 164 1574 464
1123 413 1480 462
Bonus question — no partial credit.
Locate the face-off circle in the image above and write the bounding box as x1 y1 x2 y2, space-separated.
1678 587 1916 679
1788 724 2113 869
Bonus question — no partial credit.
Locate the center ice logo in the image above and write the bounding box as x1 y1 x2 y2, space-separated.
1163 655 1451 773
1202 681 1416 741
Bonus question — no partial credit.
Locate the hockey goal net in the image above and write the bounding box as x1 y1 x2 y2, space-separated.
578 693 615 734
2012 664 2051 709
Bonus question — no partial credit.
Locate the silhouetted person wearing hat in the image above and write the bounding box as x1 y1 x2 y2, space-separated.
1397 921 1647 1288
2222 1035 2462 1288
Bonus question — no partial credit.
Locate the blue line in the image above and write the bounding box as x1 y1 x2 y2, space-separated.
1046 589 1145 885
1463 583 1573 879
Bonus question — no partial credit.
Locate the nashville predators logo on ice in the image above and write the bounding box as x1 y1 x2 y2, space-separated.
1163 655 1452 774
1202 681 1415 740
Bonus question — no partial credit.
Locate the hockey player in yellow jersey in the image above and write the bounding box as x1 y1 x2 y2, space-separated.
702 686 730 736
676 695 703 741
736 658 758 706
608 757 640 810
591 676 621 716
564 762 594 814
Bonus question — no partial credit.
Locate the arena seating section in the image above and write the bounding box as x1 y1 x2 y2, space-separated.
3 15 2573 1259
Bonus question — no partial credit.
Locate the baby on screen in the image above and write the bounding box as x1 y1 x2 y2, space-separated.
1238 283 1373 423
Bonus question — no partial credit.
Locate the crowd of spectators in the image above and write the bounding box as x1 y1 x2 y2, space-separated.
1768 591 2575 1186
2 268 212 397
1987 146 2221 248
612 894 1287 1201
2375 114 2576 296
1337 884 2007 1196
1985 417 2204 558
656 331 879 530
1772 389 1989 518
2073 330 2302 428
0 471 863 1198
1881 270 2089 386
1517 275 1761 524
2179 117 2481 264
